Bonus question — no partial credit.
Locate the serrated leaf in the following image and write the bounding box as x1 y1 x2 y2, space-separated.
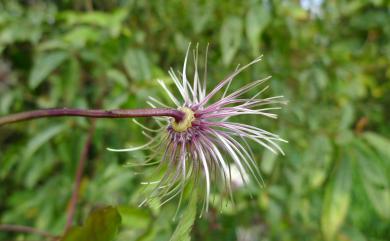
169 193 197 241
61 206 121 241
24 124 66 160
321 152 351 241
29 51 68 89
246 3 271 55
220 16 242 65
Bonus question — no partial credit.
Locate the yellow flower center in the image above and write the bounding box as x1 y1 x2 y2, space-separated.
171 107 195 132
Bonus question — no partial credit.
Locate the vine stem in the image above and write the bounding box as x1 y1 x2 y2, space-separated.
0 224 58 240
0 108 184 126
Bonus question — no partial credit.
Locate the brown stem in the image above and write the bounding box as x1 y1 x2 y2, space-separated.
0 108 184 126
64 121 96 232
0 224 58 240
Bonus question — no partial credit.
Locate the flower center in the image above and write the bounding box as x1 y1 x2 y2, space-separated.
171 107 195 132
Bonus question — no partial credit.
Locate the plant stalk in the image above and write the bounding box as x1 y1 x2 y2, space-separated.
0 108 184 126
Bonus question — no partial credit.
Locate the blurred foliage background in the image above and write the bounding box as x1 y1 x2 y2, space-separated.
1 0 390 240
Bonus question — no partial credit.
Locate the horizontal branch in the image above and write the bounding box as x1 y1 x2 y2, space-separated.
0 108 184 126
0 224 58 240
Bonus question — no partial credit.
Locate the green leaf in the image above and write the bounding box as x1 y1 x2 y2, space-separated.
123 48 151 81
29 51 68 89
63 57 80 105
304 135 333 188
246 3 271 55
107 69 129 88
169 193 197 241
339 104 355 130
190 1 214 34
62 26 100 48
321 152 352 241
60 9 127 36
117 205 150 229
355 141 390 219
220 16 242 65
24 124 66 160
61 206 121 241
363 132 390 159
261 150 277 175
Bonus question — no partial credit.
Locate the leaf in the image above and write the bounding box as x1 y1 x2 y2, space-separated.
304 135 333 188
63 57 80 105
117 205 150 229
355 141 390 219
61 206 121 241
169 193 197 241
261 150 277 175
220 16 242 65
0 91 14 114
363 132 390 160
321 152 352 241
60 9 127 36
339 104 355 130
107 69 129 88
62 26 100 48
24 124 66 160
25 148 55 188
190 1 214 34
123 48 151 81
246 3 271 55
29 51 68 89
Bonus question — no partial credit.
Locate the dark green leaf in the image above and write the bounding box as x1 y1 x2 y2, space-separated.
61 206 121 241
29 51 68 89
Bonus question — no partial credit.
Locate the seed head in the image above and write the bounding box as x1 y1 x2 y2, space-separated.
109 45 287 214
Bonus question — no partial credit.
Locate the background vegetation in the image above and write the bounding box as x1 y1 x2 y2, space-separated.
1 0 390 240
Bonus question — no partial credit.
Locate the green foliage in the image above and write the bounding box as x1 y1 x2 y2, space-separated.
169 193 197 241
29 51 68 89
364 132 390 159
354 139 390 219
321 152 352 241
245 2 270 56
117 205 150 229
62 206 121 241
0 0 390 241
220 16 243 65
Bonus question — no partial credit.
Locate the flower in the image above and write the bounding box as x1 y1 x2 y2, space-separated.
109 46 286 214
